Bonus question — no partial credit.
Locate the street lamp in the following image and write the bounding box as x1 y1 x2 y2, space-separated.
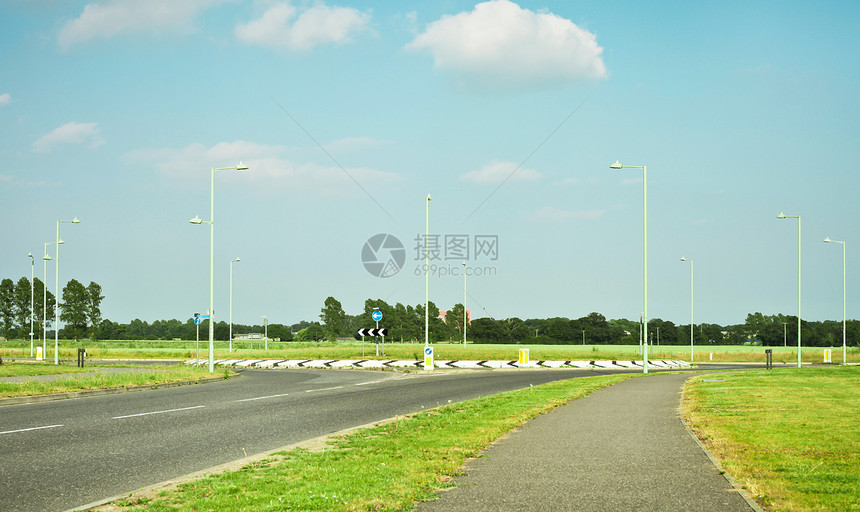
680 257 694 362
823 237 847 364
462 261 467 346
42 240 63 357
425 194 431 348
229 257 240 353
28 253 34 357
190 163 249 373
55 218 80 364
610 161 649 374
777 212 802 368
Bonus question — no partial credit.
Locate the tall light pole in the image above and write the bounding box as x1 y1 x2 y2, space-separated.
262 315 268 351
462 261 467 345
777 212 802 368
782 322 787 347
229 257 240 353
680 257 694 362
425 194 431 348
55 218 80 364
28 253 34 357
610 161 648 374
190 163 249 373
823 237 847 364
42 240 62 357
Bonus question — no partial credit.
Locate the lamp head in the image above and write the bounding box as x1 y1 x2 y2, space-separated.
236 162 249 171
233 257 241 262
28 252 33 259
680 257 687 262
427 194 431 201
776 212 786 219
42 255 52 261
72 217 80 223
189 215 203 224
823 237 833 243
58 239 65 245
609 161 623 169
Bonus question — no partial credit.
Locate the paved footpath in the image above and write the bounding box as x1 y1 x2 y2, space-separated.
416 373 758 512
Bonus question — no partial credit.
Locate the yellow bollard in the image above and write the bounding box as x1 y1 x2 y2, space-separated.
518 348 529 366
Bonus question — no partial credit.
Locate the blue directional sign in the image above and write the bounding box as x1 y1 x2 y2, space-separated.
371 310 383 322
194 314 210 325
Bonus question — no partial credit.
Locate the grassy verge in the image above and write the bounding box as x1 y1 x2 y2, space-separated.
0 362 91 378
106 373 633 511
0 364 227 398
683 366 859 511
7 339 855 363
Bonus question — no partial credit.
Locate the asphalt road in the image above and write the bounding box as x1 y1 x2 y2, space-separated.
0 366 655 512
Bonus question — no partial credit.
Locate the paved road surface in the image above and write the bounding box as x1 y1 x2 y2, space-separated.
416 372 756 512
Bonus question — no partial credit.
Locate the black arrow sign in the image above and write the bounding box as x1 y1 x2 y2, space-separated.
357 328 387 337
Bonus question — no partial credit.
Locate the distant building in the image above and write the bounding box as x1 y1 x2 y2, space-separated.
439 309 471 324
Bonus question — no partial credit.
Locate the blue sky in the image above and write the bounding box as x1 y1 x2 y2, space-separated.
1 0 858 328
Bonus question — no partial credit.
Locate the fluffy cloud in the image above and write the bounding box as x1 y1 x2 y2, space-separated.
532 206 605 222
406 0 606 88
460 160 541 183
125 140 399 193
0 93 10 107
32 122 105 153
235 2 371 50
58 0 224 51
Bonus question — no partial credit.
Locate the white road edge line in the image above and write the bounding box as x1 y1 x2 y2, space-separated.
112 405 205 420
355 380 383 386
0 424 64 435
305 386 344 393
234 393 290 402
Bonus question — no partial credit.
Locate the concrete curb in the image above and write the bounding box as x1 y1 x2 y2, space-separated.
72 413 414 512
679 374 766 512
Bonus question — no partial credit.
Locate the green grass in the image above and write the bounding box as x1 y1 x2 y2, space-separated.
0 362 90 378
3 339 858 363
0 363 226 398
683 366 860 511
107 373 633 512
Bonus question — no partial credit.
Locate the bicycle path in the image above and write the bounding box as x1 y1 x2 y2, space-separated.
415 372 759 512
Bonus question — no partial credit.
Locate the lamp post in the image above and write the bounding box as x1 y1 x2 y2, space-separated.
28 253 34 357
680 257 694 362
462 261 467 346
55 218 80 364
610 161 648 374
777 212 801 368
823 237 847 364
782 322 787 347
229 257 240 353
262 315 268 351
425 194 431 348
190 163 249 373
42 240 62 357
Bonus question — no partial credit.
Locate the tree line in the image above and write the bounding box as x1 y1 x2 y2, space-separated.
0 276 101 341
311 296 857 348
2 277 856 348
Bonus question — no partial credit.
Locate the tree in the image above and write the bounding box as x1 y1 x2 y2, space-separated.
85 281 104 341
297 323 325 341
446 303 466 340
320 296 346 339
0 278 14 338
60 279 89 340
13 277 32 338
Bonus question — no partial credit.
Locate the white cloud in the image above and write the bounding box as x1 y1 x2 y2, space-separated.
0 93 10 107
32 122 105 153
58 0 225 51
405 0 606 89
125 140 399 193
532 206 605 222
235 2 371 51
0 174 12 182
460 160 541 183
